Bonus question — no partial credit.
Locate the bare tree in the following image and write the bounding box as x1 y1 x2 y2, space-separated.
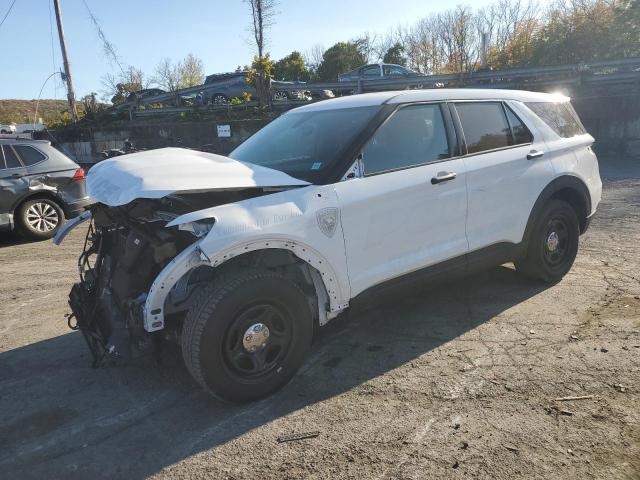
245 0 278 58
100 65 146 103
306 44 325 75
352 31 379 62
154 58 182 92
244 0 278 106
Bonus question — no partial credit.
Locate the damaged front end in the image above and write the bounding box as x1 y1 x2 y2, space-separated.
66 192 259 366
58 148 314 366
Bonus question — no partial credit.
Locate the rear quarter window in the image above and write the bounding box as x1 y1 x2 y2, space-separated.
2 145 22 169
525 101 586 138
14 145 46 166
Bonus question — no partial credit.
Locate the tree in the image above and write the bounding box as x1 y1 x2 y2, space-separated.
529 0 630 65
273 51 310 81
101 65 145 104
154 57 182 92
316 42 367 81
382 43 407 65
244 0 278 106
180 53 205 88
153 54 205 92
247 54 274 107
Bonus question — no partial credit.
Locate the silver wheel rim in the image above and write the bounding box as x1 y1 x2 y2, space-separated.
26 201 59 232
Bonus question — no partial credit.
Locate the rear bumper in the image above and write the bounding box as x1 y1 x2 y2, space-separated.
0 213 14 232
65 196 95 217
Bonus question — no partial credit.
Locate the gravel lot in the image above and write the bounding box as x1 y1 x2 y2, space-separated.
1 156 638 480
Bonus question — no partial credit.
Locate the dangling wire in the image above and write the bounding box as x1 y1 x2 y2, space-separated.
81 0 126 76
0 0 17 31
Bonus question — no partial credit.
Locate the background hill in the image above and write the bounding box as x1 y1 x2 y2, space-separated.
0 99 79 125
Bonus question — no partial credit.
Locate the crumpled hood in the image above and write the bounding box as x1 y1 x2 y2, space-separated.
87 147 309 206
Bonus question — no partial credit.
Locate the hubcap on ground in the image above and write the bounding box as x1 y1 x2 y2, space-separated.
26 202 59 232
223 303 292 378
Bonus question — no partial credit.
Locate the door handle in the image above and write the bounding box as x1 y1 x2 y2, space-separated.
527 149 544 160
11 173 22 178
431 171 457 184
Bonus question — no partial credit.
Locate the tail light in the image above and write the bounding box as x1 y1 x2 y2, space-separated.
71 168 86 181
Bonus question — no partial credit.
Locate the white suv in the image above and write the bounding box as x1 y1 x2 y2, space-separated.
0 124 16 134
56 89 602 402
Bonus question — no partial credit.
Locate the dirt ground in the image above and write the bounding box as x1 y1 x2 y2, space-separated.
0 156 638 480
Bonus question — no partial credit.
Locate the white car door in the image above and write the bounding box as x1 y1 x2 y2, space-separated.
333 103 469 297
453 101 554 253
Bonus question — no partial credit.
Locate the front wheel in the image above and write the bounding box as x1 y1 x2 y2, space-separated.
181 270 313 402
515 199 580 283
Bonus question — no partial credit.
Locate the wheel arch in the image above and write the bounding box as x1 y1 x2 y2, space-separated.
144 239 347 333
522 175 591 250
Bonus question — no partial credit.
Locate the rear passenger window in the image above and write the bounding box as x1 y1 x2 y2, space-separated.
14 145 46 166
455 102 511 154
2 146 22 169
505 106 533 145
362 104 450 175
525 101 586 138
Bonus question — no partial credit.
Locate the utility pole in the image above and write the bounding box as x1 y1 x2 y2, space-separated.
53 0 79 124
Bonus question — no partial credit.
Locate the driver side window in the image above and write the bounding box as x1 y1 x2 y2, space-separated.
362 104 450 175
361 65 381 77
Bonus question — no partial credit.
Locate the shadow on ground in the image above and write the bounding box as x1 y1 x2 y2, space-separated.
0 266 548 479
0 232 36 247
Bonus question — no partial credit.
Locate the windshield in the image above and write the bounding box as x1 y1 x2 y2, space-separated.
229 106 381 183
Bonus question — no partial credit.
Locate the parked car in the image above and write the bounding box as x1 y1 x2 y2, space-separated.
0 139 93 240
126 88 166 103
202 72 253 104
338 63 418 82
0 124 16 134
55 89 601 402
203 72 310 104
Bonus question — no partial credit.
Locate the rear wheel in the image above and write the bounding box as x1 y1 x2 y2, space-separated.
515 199 580 283
181 270 313 402
16 198 65 240
211 94 228 105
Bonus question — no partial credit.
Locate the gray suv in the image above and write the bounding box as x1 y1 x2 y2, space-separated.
0 140 93 240
338 63 418 82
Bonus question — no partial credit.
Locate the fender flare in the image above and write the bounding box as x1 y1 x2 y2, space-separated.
143 238 348 332
521 175 591 249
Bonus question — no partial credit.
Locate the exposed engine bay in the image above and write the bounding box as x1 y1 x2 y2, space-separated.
68 189 277 366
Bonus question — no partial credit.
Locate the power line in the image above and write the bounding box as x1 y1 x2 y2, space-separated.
81 0 126 76
0 0 17 31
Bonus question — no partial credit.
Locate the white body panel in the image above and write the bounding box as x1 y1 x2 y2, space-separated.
144 185 351 331
463 101 555 251
334 159 468 296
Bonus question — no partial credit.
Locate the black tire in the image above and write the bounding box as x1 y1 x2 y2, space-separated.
1 130 9 134
515 199 580 283
181 269 313 402
16 198 65 240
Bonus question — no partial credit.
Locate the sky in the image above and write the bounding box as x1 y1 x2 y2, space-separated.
2 0 518 100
